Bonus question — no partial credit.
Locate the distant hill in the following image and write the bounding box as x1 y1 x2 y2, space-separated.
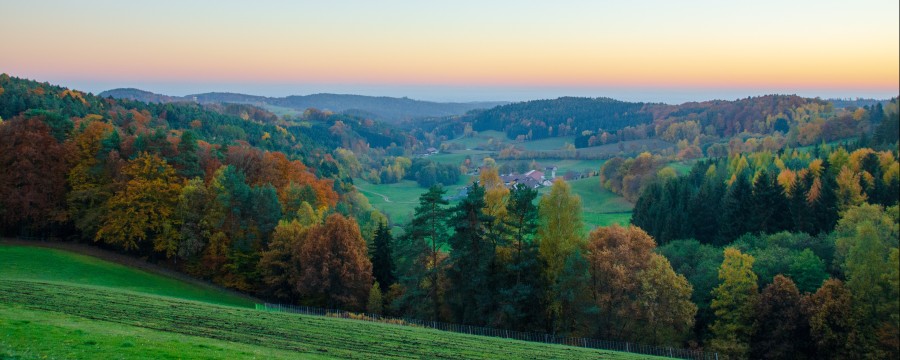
98 88 189 103
465 97 654 140
827 98 894 109
99 88 507 123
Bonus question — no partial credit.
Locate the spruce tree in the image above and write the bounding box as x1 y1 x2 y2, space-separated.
719 174 753 243
394 185 449 320
371 222 396 288
446 182 494 325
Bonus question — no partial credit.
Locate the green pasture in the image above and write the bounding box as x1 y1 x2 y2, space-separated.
0 244 253 307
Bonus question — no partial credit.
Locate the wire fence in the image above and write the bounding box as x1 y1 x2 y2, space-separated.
256 302 717 360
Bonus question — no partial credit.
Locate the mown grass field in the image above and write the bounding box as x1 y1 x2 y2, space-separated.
0 279 657 359
354 175 473 225
0 244 253 307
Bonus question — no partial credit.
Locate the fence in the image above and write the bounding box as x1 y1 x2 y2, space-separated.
256 302 717 360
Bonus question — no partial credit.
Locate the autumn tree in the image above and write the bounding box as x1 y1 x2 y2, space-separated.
750 275 811 359
66 119 118 239
295 214 373 310
537 178 584 331
96 152 182 257
257 220 307 303
586 225 695 345
174 177 213 261
635 253 697 346
802 279 861 359
0 117 71 233
709 248 759 359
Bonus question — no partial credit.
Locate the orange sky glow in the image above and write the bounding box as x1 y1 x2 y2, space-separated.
2 0 897 102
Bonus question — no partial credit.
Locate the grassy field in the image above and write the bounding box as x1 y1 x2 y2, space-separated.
517 136 576 151
445 130 508 149
0 279 656 359
0 245 253 307
539 177 633 231
429 150 493 165
356 174 633 231
354 176 473 225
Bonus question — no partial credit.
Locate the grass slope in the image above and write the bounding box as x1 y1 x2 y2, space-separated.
0 280 655 359
354 175 473 225
539 177 633 230
0 244 253 307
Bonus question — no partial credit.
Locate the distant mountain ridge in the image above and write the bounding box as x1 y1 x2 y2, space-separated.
99 88 507 123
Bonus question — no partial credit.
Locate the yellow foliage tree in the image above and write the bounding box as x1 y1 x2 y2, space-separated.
96 152 183 257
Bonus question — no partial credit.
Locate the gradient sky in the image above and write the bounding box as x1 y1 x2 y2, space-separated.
2 0 898 103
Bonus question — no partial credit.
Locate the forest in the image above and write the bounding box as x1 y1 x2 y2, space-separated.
1 73 898 359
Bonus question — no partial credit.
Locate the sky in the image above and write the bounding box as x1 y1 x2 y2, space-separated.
1 0 898 103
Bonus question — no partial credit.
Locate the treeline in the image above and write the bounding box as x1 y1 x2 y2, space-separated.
658 204 898 359
466 97 652 141
632 145 899 245
376 175 698 348
0 74 391 295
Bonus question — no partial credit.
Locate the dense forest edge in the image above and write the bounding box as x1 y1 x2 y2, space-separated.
1 73 898 359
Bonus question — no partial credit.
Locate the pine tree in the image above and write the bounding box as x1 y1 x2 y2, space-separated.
750 170 790 234
719 174 753 243
446 182 494 325
371 222 396 288
497 183 543 330
394 185 450 320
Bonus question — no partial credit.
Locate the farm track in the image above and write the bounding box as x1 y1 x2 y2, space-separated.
0 279 640 359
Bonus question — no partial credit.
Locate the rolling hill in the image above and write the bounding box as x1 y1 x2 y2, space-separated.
0 244 656 359
98 88 507 123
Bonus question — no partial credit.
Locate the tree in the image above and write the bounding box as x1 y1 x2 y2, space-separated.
446 182 495 325
394 185 450 320
175 178 213 261
538 178 584 282
554 249 595 336
96 152 182 257
585 224 655 339
658 239 724 341
635 253 697 346
719 174 753 241
537 178 584 331
750 170 789 234
751 275 810 359
295 214 373 310
67 119 117 240
497 183 543 330
0 117 71 233
842 219 899 357
371 222 396 288
173 130 202 178
257 220 307 303
709 248 759 359
787 249 829 294
802 279 860 359
367 282 384 315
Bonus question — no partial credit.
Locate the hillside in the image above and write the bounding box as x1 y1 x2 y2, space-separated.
0 279 652 359
99 88 507 123
0 244 253 307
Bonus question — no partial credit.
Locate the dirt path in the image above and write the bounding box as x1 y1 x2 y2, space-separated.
0 238 260 304
355 187 393 202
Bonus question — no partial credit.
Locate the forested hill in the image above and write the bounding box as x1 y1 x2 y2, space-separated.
99 88 507 123
466 97 653 140
439 94 884 148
